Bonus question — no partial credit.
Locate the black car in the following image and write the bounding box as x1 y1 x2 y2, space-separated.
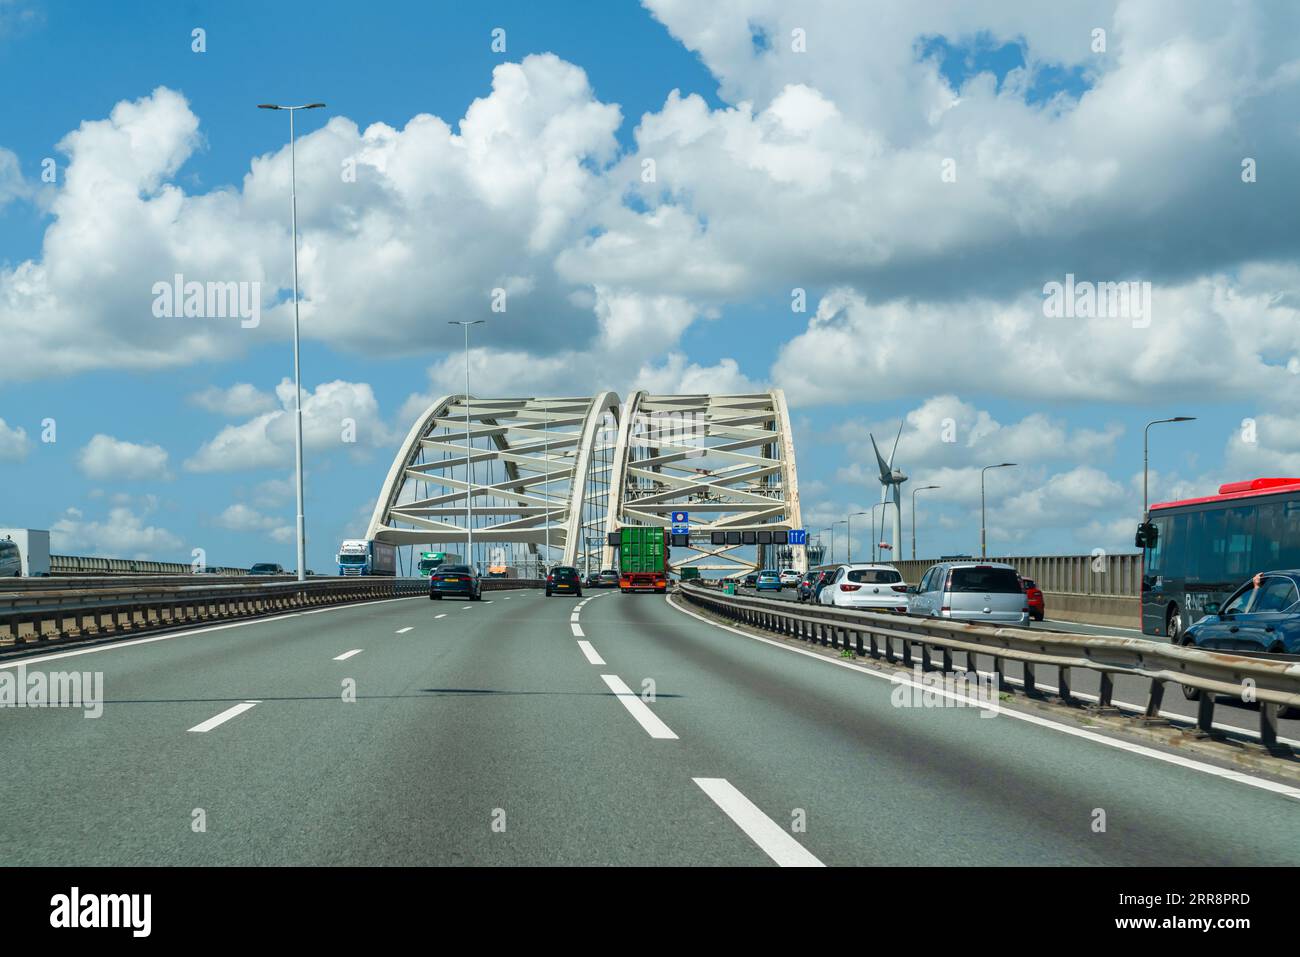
249 563 285 576
547 565 583 597
429 564 482 600
743 573 759 588
796 571 819 602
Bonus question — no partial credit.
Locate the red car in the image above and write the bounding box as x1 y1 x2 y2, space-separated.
1021 577 1045 621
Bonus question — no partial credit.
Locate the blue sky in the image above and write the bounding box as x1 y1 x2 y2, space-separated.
1 0 1297 572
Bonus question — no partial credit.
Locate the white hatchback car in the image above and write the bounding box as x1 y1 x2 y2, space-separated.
779 568 801 587
818 563 908 610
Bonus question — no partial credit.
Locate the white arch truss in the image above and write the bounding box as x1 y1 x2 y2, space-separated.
603 390 805 577
367 393 621 570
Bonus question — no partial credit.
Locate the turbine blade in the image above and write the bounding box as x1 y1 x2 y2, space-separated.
888 420 904 468
869 433 890 479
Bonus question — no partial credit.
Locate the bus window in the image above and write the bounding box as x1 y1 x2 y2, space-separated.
1144 514 1168 579
1224 505 1256 579
1255 499 1300 569
1162 512 1187 580
1185 509 1225 583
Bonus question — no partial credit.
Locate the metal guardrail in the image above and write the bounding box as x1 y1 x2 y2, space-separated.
0 577 543 649
49 555 251 576
677 583 1300 754
891 553 1143 598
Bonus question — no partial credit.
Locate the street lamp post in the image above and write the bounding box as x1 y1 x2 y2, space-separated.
831 520 846 564
847 511 869 564
258 102 326 583
1144 417 1196 518
449 320 485 570
869 502 886 562
980 463 1017 559
911 485 940 560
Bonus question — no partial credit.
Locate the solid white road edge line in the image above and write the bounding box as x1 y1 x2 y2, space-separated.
665 594 1300 801
693 777 824 867
333 649 363 661
188 701 260 734
0 596 426 670
577 640 606 665
600 674 677 740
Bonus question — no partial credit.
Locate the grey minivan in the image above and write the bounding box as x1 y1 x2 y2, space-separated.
906 561 1030 626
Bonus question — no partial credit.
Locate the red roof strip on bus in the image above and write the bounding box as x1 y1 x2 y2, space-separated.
1151 477 1300 511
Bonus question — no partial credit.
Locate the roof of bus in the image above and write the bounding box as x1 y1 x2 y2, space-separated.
1150 477 1300 511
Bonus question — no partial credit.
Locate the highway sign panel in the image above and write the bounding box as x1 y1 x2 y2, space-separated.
671 510 689 533
788 529 807 546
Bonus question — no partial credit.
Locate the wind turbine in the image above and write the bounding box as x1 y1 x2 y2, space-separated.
869 422 908 560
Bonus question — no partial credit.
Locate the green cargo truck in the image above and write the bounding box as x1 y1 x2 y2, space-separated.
617 526 669 593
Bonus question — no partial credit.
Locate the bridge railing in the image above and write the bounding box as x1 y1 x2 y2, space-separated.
49 555 250 576
890 553 1143 597
0 577 543 649
676 583 1299 754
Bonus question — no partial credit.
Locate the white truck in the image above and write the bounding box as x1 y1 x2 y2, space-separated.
0 529 51 577
336 539 396 576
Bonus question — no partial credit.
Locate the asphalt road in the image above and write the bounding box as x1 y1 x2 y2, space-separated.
0 588 1296 866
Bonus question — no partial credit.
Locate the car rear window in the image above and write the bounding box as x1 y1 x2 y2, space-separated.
440 565 471 574
948 566 1022 593
1022 579 1038 589
553 567 578 578
846 568 901 584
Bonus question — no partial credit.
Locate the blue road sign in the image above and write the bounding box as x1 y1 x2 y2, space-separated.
671 510 689 534
789 529 807 546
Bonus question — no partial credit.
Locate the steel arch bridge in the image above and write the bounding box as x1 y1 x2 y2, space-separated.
367 390 803 577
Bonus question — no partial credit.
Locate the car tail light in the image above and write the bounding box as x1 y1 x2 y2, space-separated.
891 584 907 592
940 606 950 612
840 583 861 592
547 575 553 583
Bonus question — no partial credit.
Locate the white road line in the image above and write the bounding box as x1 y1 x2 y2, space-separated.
600 674 677 740
570 612 581 622
693 778 824 867
503 597 511 600
571 622 585 638
665 594 1300 801
434 614 447 619
577 640 606 665
462 605 472 609
0 595 426 670
333 649 363 661
188 701 260 734
395 627 413 634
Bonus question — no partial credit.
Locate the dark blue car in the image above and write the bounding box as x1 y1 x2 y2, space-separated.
1183 571 1300 656
429 564 482 601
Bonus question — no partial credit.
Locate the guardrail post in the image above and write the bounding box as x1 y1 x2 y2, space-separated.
1058 667 1073 705
901 640 913 667
867 631 879 658
992 657 1011 693
1259 703 1284 753
940 648 953 673
919 642 931 672
854 631 864 656
1143 679 1165 720
1023 661 1038 697
1194 691 1216 736
1096 671 1114 709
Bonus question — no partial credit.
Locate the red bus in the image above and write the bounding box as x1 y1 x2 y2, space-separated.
1138 477 1300 641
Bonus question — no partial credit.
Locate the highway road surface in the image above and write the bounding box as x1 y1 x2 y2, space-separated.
0 588 1296 866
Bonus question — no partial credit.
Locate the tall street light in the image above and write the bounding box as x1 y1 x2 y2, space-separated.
1144 417 1196 518
449 320 485 570
980 464 1017 558
911 485 940 560
847 511 869 564
870 502 886 562
831 520 847 564
258 102 326 582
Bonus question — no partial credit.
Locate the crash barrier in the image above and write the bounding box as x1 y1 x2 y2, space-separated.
49 555 250 576
677 583 1300 754
0 578 542 649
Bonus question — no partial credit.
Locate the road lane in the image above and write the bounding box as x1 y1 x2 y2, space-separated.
576 591 1300 866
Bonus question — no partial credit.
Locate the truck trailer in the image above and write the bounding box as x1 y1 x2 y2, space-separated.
617 526 669 593
336 539 396 576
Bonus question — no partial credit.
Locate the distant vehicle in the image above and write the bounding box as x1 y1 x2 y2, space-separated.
429 564 481 601
249 563 285 576
0 538 20 577
755 569 782 592
796 571 819 602
417 551 462 576
679 566 701 581
779 568 801 587
743 573 759 588
618 527 668 593
546 565 583 597
1138 477 1300 642
0 529 50 577
819 564 907 611
597 569 620 588
907 561 1029 626
487 565 518 578
809 568 836 603
1021 577 1045 621
336 539 396 577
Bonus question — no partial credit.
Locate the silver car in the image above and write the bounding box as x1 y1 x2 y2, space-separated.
906 561 1029 626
